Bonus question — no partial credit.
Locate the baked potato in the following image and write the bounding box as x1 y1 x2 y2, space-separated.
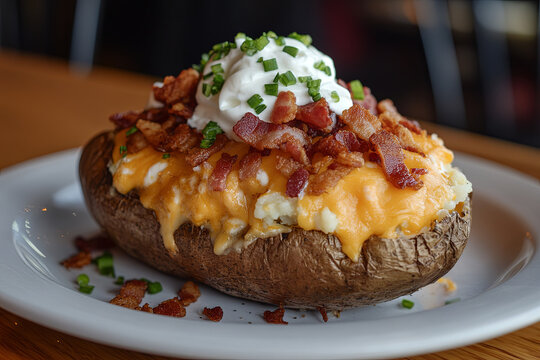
79 32 472 310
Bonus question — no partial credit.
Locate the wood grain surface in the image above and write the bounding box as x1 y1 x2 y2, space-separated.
1 50 539 360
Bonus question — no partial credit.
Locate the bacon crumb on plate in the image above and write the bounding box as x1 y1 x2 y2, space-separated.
317 307 329 323
203 306 224 322
153 298 186 317
263 307 288 325
61 251 91 269
109 279 148 310
178 280 201 306
74 233 115 253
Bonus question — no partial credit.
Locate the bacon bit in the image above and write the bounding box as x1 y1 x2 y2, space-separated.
186 134 228 167
178 281 201 306
310 155 334 174
153 68 199 107
110 108 169 130
296 98 333 130
126 131 148 154
233 113 309 164
60 251 91 269
152 298 186 317
377 99 398 114
170 102 194 118
110 280 148 310
334 130 369 152
411 168 428 176
276 154 303 177
209 153 238 191
136 119 167 150
270 91 297 124
336 152 364 168
286 168 309 197
353 86 378 115
399 119 423 135
263 307 288 325
307 165 352 195
337 78 349 89
139 303 153 313
340 104 381 141
74 234 115 253
379 112 424 155
369 130 423 190
203 306 224 322
317 307 328 323
238 151 262 180
163 124 200 153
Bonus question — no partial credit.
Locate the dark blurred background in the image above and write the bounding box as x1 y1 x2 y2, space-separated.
1 0 539 147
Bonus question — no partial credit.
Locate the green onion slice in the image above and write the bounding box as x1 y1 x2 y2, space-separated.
331 91 340 102
264 83 278 96
350 80 365 100
262 58 278 72
247 94 264 109
275 36 285 46
401 299 415 309
125 127 138 136
279 71 297 86
282 46 299 58
119 145 127 158
211 63 224 74
93 251 115 277
139 278 163 294
114 276 125 285
288 32 312 46
77 273 94 294
200 121 223 148
273 72 280 83
162 153 171 159
298 76 312 83
254 104 267 115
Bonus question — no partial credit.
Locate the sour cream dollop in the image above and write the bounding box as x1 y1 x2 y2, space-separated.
188 36 353 140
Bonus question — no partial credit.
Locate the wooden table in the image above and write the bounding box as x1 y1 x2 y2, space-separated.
1 50 539 360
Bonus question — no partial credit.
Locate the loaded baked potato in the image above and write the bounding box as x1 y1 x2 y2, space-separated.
80 32 472 310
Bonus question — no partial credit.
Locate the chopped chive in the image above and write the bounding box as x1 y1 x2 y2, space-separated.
288 32 312 46
77 273 94 294
203 72 213 80
210 63 224 74
279 71 297 86
247 94 264 108
401 299 415 309
314 60 331 76
307 79 321 89
147 281 163 294
350 80 365 100
264 83 278 96
312 93 322 102
211 74 225 95
445 298 461 305
240 39 258 56
282 46 298 57
125 126 138 136
202 83 211 97
275 36 285 46
273 72 280 83
254 35 270 51
298 76 312 83
257 57 263 63
114 276 125 285
119 145 127 158
235 32 246 40
331 90 340 102
254 104 267 114
200 121 223 148
162 153 171 159
262 58 278 72
93 251 115 277
265 31 277 39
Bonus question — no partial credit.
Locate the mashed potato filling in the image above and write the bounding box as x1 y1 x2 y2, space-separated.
111 129 471 262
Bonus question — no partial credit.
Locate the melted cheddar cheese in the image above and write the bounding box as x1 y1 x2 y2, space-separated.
111 129 468 262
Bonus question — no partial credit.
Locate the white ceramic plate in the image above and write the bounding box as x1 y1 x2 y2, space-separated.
0 149 539 360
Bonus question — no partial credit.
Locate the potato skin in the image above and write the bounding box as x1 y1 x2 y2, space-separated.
80 132 471 310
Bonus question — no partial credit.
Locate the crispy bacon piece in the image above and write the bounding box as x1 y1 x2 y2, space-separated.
233 113 309 164
270 91 297 124
310 155 334 174
296 98 333 130
109 108 169 130
377 99 398 114
263 307 288 325
126 131 148 154
336 152 364 168
276 154 303 177
307 165 352 196
186 134 228 167
317 307 328 323
314 130 366 169
153 298 186 317
110 280 148 310
379 112 424 155
203 306 224 322
170 102 194 118
399 118 422 135
340 104 381 141
209 153 237 191
139 303 153 313
369 130 423 190
74 233 115 253
411 168 428 176
163 124 200 153
286 168 309 197
136 119 167 150
153 68 199 106
60 251 91 269
178 281 201 306
238 151 262 180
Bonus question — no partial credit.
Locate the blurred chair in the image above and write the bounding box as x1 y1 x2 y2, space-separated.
69 0 101 74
